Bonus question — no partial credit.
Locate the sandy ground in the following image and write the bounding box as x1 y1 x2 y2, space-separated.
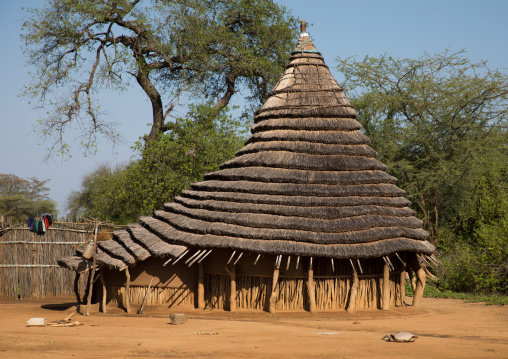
0 297 507 359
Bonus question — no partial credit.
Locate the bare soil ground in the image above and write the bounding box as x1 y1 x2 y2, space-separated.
0 296 507 358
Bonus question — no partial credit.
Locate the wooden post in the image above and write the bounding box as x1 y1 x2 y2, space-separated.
74 272 81 306
408 253 426 308
347 265 359 313
269 266 280 314
228 263 236 312
197 261 205 309
382 261 390 311
86 222 100 316
306 257 316 314
399 253 407 308
99 271 107 313
124 267 132 314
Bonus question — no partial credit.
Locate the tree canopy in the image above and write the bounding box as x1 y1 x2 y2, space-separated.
336 50 508 293
0 174 57 220
21 0 297 157
66 103 246 223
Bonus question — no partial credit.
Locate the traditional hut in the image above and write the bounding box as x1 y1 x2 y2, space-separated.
59 22 435 313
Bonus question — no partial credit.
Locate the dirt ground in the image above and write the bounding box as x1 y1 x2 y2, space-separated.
0 297 507 359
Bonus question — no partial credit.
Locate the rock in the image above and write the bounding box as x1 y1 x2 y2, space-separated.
169 313 188 325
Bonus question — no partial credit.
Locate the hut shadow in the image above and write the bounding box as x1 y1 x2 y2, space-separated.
41 302 78 311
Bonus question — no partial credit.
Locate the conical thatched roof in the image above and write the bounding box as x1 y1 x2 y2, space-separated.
59 26 434 273
134 28 435 259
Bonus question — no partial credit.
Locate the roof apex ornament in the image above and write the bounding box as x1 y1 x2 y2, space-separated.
300 20 309 38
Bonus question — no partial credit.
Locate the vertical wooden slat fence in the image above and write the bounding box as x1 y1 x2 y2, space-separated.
0 220 107 299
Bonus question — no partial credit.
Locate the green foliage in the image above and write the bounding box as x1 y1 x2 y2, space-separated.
337 50 508 294
409 281 508 305
0 174 57 220
67 104 245 223
21 0 297 158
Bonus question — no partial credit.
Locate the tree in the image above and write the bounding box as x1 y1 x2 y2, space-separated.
336 51 508 293
67 103 246 223
21 0 297 158
336 50 508 242
0 174 57 220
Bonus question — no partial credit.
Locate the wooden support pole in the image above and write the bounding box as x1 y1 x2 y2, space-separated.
382 261 390 311
74 272 81 303
347 264 359 313
99 271 107 313
408 253 426 308
86 222 99 316
228 263 236 312
269 266 280 314
124 267 131 314
399 252 407 308
197 261 205 309
306 257 316 314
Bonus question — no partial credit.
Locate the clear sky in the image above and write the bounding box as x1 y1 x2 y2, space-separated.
1 0 507 216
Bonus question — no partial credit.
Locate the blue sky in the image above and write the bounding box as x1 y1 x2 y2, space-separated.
1 0 507 216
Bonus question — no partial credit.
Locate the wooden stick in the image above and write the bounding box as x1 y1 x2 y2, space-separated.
233 252 243 266
198 249 212 263
330 258 335 272
124 267 131 314
74 272 81 306
296 256 300 270
185 250 202 265
99 271 107 313
172 249 189 265
356 259 363 274
399 262 406 308
227 251 236 265
408 253 426 309
286 256 291 270
163 258 172 266
228 263 236 312
188 250 208 267
254 253 261 265
347 263 358 313
382 262 390 311
269 265 280 314
137 278 153 314
86 222 100 316
306 257 316 313
198 262 204 309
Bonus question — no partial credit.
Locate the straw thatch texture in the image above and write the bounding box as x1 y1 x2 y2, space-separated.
133 31 434 259
58 225 189 271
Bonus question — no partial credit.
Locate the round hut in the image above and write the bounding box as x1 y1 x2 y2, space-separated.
59 22 435 313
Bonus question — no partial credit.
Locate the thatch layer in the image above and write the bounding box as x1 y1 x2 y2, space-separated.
250 118 362 132
191 181 405 197
180 190 412 207
149 211 427 245
237 142 377 157
140 216 433 258
220 151 385 171
172 196 415 219
246 129 370 145
97 240 136 265
112 230 151 261
57 256 92 273
205 168 395 185
128 224 187 258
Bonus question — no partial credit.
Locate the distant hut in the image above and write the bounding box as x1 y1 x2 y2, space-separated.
59 22 435 313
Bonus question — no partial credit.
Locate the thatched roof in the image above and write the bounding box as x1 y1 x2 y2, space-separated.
135 29 434 259
58 225 187 271
59 26 434 271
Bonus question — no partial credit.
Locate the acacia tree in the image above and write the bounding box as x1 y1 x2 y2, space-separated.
0 174 57 219
336 51 508 243
21 0 297 157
